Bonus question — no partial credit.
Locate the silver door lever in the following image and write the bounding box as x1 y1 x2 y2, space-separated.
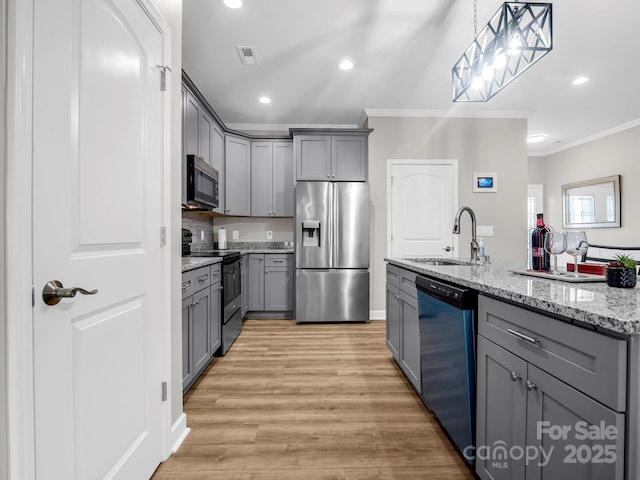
42 280 98 306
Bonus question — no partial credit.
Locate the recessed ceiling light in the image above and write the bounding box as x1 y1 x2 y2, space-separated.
221 0 243 9
572 76 589 85
338 60 354 71
527 134 549 144
259 96 271 104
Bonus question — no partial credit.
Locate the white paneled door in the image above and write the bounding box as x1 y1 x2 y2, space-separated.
32 0 167 478
388 160 457 258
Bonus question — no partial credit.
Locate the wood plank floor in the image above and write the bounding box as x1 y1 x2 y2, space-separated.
152 319 475 480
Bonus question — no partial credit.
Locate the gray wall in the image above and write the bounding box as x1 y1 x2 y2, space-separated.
1 2 8 478
368 116 528 312
530 125 640 246
152 0 183 428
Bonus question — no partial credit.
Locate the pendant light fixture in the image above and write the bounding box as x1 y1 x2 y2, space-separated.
452 1 553 102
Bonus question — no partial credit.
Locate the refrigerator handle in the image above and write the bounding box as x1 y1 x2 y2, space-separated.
332 183 338 268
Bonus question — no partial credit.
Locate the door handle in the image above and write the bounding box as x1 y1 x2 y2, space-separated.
443 246 452 252
42 280 98 306
506 328 540 345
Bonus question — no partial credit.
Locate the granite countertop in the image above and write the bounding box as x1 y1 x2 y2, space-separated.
182 256 223 272
182 249 294 272
386 257 640 335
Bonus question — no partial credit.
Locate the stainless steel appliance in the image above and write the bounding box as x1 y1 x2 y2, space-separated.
295 182 370 323
185 155 219 210
416 275 477 466
190 250 242 354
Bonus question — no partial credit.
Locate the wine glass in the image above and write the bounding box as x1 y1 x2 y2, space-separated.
564 231 589 278
544 231 566 275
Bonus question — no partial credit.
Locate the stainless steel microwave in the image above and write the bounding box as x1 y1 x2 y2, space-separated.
186 155 219 210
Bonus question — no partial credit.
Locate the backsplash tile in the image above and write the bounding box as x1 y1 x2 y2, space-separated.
182 212 214 251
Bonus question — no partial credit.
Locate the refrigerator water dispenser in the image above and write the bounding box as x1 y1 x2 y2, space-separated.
302 221 321 247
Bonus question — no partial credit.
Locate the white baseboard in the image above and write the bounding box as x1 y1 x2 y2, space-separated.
169 413 190 455
369 310 386 320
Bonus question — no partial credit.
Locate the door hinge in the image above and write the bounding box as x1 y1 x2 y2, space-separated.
391 233 394 242
156 65 171 91
160 226 167 247
162 381 167 402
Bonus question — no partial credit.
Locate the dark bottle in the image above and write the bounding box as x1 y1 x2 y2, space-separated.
531 213 551 271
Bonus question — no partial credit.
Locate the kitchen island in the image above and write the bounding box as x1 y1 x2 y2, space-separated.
385 257 640 480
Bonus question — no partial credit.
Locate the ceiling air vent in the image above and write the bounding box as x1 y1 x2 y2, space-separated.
236 46 258 65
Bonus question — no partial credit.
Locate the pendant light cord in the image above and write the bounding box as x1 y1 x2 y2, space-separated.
473 0 477 37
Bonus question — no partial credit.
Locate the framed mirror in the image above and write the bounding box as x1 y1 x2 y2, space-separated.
562 175 621 228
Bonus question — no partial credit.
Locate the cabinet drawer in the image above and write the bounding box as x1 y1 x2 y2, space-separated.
182 266 212 299
478 295 627 412
211 264 222 286
265 254 292 266
386 264 400 288
399 269 417 298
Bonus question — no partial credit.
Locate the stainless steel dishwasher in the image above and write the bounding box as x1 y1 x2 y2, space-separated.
416 275 477 466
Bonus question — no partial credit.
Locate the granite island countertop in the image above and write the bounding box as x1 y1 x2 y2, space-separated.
386 257 640 335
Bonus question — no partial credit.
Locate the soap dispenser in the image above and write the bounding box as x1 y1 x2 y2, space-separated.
478 237 485 263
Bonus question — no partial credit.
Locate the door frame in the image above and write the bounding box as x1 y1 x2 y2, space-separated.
386 159 459 258
5 1 174 477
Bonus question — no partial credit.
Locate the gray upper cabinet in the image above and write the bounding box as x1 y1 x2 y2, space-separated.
332 136 366 181
251 141 293 217
184 89 200 157
225 135 251 216
211 123 225 214
198 110 213 164
295 135 331 180
293 130 371 182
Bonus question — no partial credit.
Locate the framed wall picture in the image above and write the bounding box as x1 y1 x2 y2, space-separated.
473 172 498 193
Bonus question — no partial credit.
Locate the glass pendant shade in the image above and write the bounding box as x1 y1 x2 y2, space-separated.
452 2 553 102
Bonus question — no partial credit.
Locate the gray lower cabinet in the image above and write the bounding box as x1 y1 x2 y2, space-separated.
251 141 293 217
225 135 251 216
247 253 293 314
240 255 248 317
476 295 626 480
182 264 221 393
385 264 420 393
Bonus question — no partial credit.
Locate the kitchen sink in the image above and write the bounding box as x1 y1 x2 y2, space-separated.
405 257 479 266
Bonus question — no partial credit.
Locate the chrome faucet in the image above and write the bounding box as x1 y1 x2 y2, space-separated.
453 206 479 263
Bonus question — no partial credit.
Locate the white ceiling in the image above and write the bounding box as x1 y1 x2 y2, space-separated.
182 0 640 156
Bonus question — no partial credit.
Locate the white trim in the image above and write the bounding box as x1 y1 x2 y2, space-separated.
530 118 640 157
166 414 190 458
369 310 386 320
364 108 533 120
6 0 36 478
386 159 459 259
226 123 359 133
6 0 174 475
139 0 175 463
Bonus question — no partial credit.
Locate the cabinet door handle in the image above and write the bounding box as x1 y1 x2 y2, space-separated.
197 274 209 282
510 371 522 382
506 329 539 345
526 380 538 392
182 281 191 290
272 260 284 263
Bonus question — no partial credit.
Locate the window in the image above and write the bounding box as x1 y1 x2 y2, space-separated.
569 196 595 224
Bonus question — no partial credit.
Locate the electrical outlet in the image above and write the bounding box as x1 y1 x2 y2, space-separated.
233 230 239 240
477 225 494 236
200 230 205 240
266 230 273 240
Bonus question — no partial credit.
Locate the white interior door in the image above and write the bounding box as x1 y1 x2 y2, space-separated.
32 0 167 478
388 160 457 258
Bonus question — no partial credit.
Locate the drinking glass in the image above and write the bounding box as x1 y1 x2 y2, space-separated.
564 231 589 278
544 231 566 275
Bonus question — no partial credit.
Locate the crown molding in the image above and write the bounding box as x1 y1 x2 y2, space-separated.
363 108 533 119
531 118 640 157
226 123 359 133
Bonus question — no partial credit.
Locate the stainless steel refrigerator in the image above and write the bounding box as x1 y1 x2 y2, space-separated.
295 181 370 323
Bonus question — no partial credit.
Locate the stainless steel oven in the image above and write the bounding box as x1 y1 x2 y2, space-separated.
220 253 242 355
